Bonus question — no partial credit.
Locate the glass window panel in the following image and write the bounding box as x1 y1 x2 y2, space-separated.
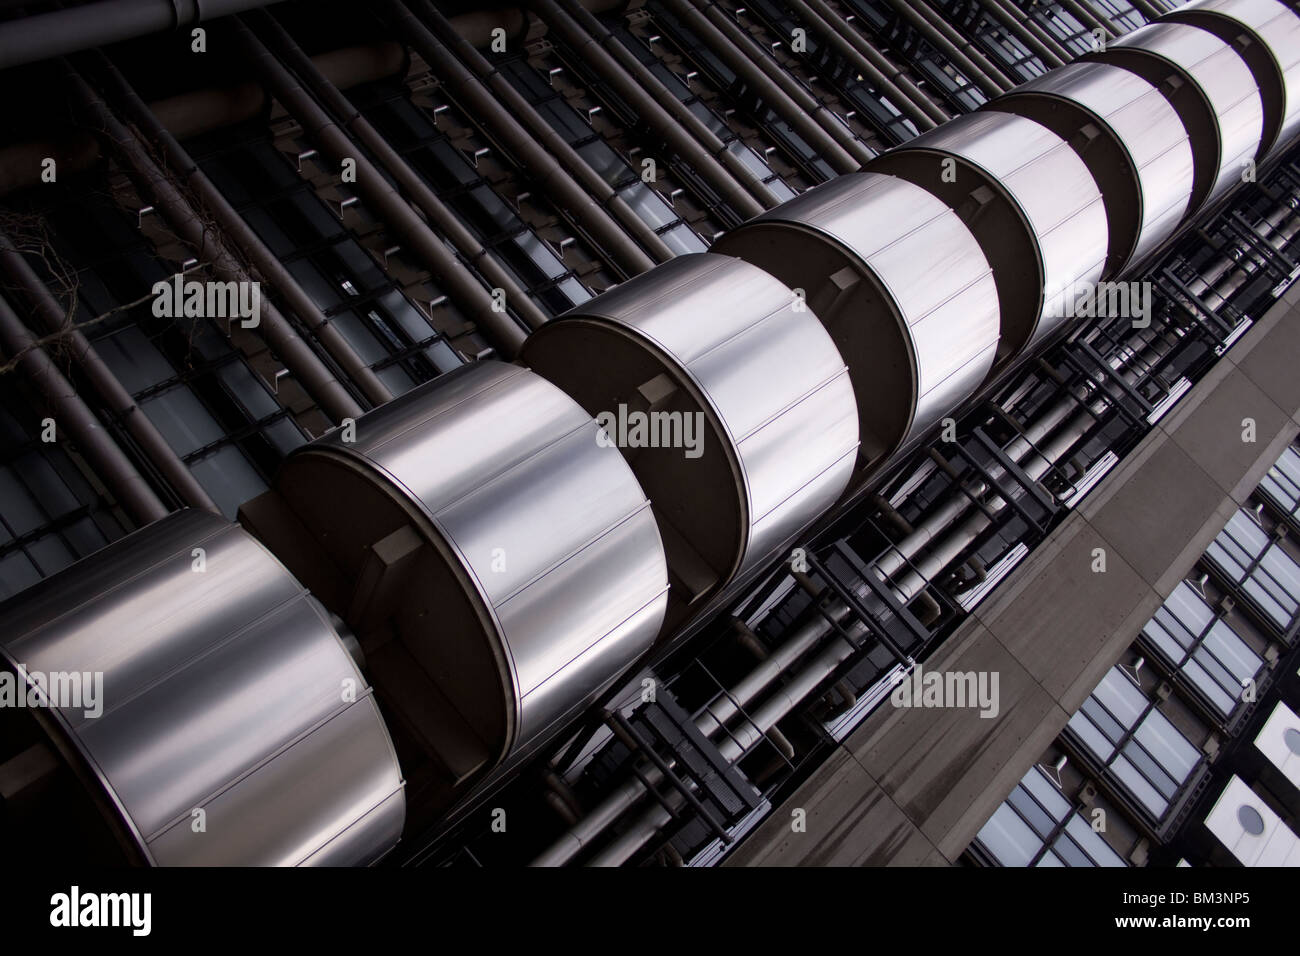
329 312 390 365
511 232 567 280
1068 709 1117 761
27 533 75 577
427 139 479 186
557 276 592 305
1020 765 1071 819
265 417 307 457
97 326 174 394
1007 787 1057 838
217 361 280 420
0 467 45 537
1112 754 1169 817
1050 831 1093 867
767 178 797 202
422 340 464 375
187 445 266 519
580 140 634 189
377 363 418 396
618 182 677 229
12 453 79 517
1064 816 1125 867
0 550 41 600
63 515 108 556
660 222 707 254
287 257 345 311
725 138 774 180
976 803 1039 867
377 290 436 342
140 386 227 458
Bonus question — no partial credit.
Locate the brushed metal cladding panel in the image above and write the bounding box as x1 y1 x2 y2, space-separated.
1112 21 1264 205
147 704 407 866
300 360 669 755
883 110 1108 348
1013 61 1196 266
0 509 405 866
1177 0 1300 154
554 252 860 578
735 173 1000 450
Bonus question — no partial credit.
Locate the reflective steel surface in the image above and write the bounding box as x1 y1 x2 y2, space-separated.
1105 20 1264 209
0 509 406 866
714 172 1000 462
999 61 1196 271
881 110 1109 356
1170 0 1300 159
524 252 859 584
285 361 669 757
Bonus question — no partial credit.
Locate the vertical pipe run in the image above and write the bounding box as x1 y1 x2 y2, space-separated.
0 292 168 525
250 11 551 332
226 16 529 359
536 0 776 214
62 61 366 425
0 231 219 514
87 51 396 408
396 0 673 272
663 0 867 173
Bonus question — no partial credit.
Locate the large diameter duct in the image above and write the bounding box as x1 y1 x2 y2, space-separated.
1089 21 1265 214
270 361 669 784
0 0 287 70
713 173 1000 473
1163 0 1300 161
868 110 1109 378
993 61 1196 277
522 252 859 607
0 509 406 865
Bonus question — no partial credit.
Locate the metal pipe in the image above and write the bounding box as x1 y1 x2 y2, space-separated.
0 231 219 513
397 0 672 273
788 0 949 129
1128 0 1165 21
251 11 551 333
227 16 529 359
64 61 366 424
914 1 1019 90
0 42 410 197
0 292 168 525
535 323 1182 867
881 0 1010 97
663 0 867 173
535 0 774 215
89 50 395 407
1056 0 1120 40
886 332 1176 602
980 0 1071 65
697 0 875 167
0 0 288 70
585 621 868 866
